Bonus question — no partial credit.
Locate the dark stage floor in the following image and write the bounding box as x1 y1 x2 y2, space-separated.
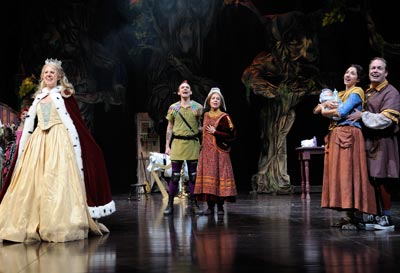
1 190 400 273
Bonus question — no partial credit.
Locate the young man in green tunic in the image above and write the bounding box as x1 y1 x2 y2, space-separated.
164 80 203 215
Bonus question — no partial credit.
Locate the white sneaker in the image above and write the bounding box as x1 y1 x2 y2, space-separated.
357 214 375 230
374 216 395 230
359 222 375 230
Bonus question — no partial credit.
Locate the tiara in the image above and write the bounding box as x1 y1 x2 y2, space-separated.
45 58 62 66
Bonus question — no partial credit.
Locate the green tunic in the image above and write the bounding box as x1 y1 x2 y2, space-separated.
166 101 203 160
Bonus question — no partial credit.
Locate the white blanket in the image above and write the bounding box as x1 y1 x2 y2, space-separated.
147 152 188 179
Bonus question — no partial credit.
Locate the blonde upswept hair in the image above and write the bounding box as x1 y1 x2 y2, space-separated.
34 59 75 97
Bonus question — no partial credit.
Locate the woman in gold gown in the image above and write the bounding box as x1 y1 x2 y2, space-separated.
0 59 111 243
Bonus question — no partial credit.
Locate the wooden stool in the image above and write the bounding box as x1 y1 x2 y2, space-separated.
128 183 149 201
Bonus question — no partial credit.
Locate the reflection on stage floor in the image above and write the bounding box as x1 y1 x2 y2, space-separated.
1 191 400 273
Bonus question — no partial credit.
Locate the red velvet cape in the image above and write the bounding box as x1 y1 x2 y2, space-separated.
0 96 114 217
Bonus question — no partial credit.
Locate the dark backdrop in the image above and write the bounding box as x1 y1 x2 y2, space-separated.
1 1 399 194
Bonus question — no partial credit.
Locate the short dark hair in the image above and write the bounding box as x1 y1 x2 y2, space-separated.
370 57 388 71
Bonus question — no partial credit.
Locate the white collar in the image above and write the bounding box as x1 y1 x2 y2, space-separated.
41 86 62 95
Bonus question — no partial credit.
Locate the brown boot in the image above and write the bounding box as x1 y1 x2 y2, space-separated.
189 195 203 215
204 200 215 215
217 199 224 215
164 196 174 215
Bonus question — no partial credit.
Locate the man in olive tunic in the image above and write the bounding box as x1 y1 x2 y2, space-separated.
164 80 203 215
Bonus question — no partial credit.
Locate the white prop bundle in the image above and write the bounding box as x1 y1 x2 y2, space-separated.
300 136 317 148
147 152 188 179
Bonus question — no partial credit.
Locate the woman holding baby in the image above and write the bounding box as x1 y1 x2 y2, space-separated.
313 64 377 230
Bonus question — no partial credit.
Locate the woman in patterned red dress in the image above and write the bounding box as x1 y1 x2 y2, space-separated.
194 87 237 215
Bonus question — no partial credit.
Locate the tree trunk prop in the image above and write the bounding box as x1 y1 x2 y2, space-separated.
251 90 300 194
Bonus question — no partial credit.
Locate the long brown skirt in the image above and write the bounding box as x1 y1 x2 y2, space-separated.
321 126 377 215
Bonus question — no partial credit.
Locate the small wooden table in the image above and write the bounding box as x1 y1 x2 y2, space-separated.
295 146 325 200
